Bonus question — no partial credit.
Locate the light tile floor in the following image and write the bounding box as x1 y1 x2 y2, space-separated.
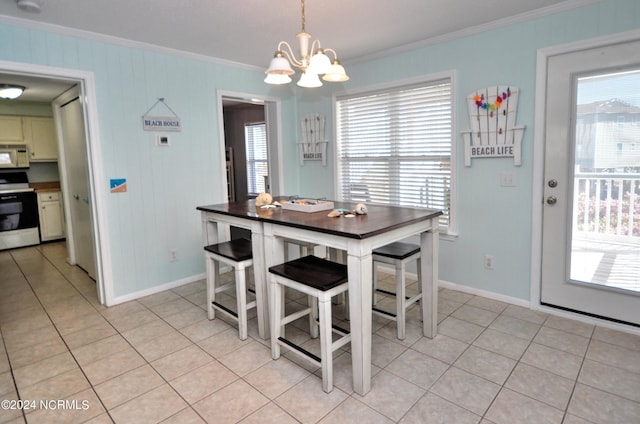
1 242 640 423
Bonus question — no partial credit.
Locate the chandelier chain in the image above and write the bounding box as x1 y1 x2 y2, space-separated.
300 0 306 33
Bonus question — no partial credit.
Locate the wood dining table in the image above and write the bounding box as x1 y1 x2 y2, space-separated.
197 198 442 395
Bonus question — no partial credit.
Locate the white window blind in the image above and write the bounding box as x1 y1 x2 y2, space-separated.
336 79 452 230
244 122 268 196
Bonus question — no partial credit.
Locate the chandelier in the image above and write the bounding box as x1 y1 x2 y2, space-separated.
264 0 349 87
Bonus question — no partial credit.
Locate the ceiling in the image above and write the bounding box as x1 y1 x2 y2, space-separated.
0 0 592 102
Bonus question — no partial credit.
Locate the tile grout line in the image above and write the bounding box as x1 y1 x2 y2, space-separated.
5 246 114 423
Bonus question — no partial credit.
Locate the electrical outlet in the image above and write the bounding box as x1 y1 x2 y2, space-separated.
484 254 494 270
170 249 178 262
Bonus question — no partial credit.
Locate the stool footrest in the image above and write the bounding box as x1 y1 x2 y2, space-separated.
278 337 321 363
212 301 237 318
372 306 397 318
332 323 350 336
375 288 418 302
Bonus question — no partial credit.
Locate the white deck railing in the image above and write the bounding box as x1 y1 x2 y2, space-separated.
573 172 639 240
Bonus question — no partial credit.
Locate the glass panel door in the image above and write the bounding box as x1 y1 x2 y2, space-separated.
570 70 640 293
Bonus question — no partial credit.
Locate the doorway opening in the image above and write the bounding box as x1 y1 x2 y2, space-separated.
0 61 109 305
218 91 282 240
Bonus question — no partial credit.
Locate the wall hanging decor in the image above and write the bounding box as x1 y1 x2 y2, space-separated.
298 112 328 165
142 97 182 132
461 86 525 166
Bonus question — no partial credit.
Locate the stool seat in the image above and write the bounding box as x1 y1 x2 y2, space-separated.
373 241 420 260
269 255 347 291
269 255 351 393
204 238 252 262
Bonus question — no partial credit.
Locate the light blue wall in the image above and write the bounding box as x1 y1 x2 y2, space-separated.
294 0 640 301
0 0 638 302
0 21 302 299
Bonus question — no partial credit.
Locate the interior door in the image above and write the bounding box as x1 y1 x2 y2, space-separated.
541 38 640 325
58 94 97 279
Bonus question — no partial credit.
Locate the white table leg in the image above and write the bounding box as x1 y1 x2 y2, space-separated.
251 222 269 339
201 213 220 246
420 221 439 338
347 247 373 396
264 224 286 345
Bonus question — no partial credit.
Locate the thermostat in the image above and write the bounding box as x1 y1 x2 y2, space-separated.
155 134 171 146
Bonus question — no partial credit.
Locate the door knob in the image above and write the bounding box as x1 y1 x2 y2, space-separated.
546 196 557 205
548 179 558 188
82 197 89 204
73 194 80 200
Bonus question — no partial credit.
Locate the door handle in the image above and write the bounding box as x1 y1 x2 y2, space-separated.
546 196 557 205
82 197 90 204
73 194 80 200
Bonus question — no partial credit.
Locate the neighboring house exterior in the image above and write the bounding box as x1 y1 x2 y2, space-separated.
575 99 640 171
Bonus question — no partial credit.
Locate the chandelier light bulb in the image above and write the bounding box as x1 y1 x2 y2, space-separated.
297 71 322 88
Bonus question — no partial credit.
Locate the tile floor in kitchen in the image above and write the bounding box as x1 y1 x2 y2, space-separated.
1 242 639 424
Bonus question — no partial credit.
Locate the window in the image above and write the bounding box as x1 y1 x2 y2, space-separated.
335 77 453 231
244 122 268 196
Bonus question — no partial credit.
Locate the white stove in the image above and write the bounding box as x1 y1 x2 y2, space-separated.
0 172 40 250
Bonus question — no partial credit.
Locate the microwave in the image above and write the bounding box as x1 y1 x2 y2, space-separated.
0 144 30 169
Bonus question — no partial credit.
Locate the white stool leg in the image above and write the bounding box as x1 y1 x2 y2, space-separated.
236 263 249 340
271 278 283 359
310 295 319 338
416 255 423 299
206 255 219 320
372 261 379 306
318 296 334 393
396 260 407 340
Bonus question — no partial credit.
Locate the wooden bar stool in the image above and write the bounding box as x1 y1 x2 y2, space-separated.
269 255 351 393
204 238 259 340
372 241 422 340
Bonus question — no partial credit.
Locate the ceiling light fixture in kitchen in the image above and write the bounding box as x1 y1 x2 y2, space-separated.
0 84 26 100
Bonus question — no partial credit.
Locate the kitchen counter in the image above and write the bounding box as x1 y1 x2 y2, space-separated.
30 181 61 192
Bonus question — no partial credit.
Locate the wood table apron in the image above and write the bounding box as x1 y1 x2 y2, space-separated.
198 200 441 395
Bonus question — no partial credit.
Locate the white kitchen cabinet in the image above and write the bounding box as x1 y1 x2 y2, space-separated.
22 117 58 161
0 115 24 142
38 191 65 242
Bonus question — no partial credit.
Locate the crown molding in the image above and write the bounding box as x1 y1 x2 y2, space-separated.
0 14 263 72
346 0 602 65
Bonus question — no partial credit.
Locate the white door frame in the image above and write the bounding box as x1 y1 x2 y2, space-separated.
216 90 284 198
0 60 113 306
530 29 640 334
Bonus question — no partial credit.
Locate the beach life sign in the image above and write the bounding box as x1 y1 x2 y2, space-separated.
461 86 525 166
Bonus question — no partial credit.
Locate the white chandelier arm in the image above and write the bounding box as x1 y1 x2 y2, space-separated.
310 39 322 55
323 48 338 60
278 41 304 67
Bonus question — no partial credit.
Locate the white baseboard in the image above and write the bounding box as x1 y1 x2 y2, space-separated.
376 265 640 335
109 273 205 306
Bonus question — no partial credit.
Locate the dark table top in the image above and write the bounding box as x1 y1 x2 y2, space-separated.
197 198 442 240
